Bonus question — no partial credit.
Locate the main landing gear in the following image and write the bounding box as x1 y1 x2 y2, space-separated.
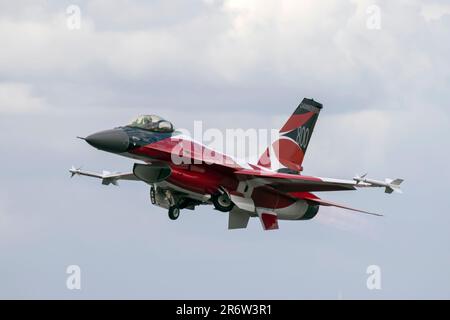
212 193 235 212
169 193 233 220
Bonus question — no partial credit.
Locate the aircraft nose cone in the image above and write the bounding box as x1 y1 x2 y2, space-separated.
85 129 129 153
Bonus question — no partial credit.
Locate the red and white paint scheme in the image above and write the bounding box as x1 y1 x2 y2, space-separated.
70 98 403 231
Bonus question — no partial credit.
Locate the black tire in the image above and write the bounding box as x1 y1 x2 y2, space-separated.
168 206 180 220
212 193 234 212
150 187 156 205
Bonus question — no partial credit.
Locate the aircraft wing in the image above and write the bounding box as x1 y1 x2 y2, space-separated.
69 166 138 185
234 169 366 192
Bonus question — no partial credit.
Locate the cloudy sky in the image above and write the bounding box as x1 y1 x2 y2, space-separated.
0 0 449 299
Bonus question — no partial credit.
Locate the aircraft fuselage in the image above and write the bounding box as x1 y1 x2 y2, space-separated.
84 126 316 220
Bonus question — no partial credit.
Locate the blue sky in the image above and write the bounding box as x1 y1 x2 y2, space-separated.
0 0 449 299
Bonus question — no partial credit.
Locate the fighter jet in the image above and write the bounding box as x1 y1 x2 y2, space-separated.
70 98 403 230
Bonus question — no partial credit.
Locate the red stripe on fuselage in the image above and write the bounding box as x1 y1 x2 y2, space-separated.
129 137 240 195
131 136 241 169
167 165 238 195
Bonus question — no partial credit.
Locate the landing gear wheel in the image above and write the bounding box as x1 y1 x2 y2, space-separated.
212 193 234 212
150 187 156 205
168 206 180 220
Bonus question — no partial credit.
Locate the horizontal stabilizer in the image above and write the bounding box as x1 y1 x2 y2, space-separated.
311 198 382 217
291 192 383 217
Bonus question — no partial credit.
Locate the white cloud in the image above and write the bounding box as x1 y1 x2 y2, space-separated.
0 0 447 91
421 3 450 21
0 0 450 299
0 82 46 114
0 195 39 244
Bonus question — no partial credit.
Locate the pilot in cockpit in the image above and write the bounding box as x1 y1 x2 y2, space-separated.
128 115 174 133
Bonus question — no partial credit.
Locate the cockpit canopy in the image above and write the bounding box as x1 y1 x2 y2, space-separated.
127 115 174 133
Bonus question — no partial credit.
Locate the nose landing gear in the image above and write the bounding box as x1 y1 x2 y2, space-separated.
168 206 180 220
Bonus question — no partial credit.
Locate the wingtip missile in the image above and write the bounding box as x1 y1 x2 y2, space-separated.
353 173 368 184
69 166 77 178
384 178 404 194
353 175 404 194
69 166 83 178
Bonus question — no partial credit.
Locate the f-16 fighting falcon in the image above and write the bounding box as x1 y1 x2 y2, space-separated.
70 98 403 231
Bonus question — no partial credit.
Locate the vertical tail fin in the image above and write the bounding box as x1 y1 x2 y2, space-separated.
258 98 322 172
